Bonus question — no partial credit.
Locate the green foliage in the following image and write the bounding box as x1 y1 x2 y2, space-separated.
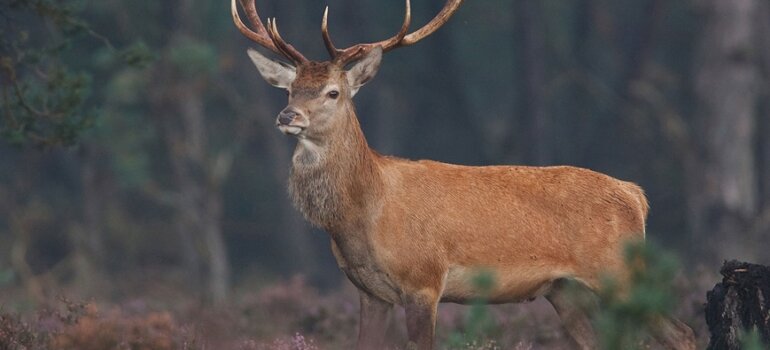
740 329 767 350
445 269 500 349
0 0 147 147
6 0 90 35
1 64 93 146
1 0 94 146
594 240 682 350
120 41 156 69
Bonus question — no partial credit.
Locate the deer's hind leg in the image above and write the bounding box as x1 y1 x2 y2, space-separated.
651 316 696 350
546 277 696 350
545 278 599 350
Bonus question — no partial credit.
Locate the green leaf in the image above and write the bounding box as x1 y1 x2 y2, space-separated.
121 41 156 69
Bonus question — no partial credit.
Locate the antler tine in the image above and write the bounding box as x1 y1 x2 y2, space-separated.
267 18 309 64
264 18 288 58
321 0 412 62
380 0 412 53
400 0 463 46
240 0 268 37
231 0 276 51
321 7 341 57
329 0 411 63
331 0 462 64
232 0 308 64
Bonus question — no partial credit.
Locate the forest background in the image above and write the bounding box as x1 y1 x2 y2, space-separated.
1 0 770 348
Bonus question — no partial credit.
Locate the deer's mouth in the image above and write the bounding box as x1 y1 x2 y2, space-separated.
277 124 305 136
275 113 309 136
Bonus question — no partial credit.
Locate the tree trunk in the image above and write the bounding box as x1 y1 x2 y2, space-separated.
201 188 229 304
167 83 231 304
80 145 104 266
72 143 107 294
147 71 202 299
756 0 770 218
7 160 49 304
689 0 760 261
142 0 234 305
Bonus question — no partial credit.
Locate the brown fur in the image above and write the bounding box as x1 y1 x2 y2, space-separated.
291 62 334 97
262 58 693 350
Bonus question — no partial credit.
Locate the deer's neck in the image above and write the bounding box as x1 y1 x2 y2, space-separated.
288 108 383 233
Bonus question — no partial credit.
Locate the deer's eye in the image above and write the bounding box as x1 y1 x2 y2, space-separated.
327 90 339 99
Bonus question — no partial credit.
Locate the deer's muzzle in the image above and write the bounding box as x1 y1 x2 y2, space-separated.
275 109 307 136
277 109 298 126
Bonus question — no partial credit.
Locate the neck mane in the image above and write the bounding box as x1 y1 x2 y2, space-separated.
288 104 383 232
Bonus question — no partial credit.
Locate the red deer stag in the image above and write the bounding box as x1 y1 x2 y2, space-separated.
232 0 696 349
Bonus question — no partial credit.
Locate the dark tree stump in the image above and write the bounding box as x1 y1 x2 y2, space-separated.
705 260 770 350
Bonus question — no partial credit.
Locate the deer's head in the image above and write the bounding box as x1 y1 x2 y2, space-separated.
232 0 462 140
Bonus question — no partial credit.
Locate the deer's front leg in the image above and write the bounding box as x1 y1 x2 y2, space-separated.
356 291 393 350
404 291 439 350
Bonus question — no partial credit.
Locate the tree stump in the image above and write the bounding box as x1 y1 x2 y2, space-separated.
705 260 770 349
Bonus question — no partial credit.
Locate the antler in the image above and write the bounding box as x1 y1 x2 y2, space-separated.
322 0 464 64
232 0 308 64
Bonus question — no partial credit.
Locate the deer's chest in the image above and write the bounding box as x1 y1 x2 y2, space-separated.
288 167 341 228
330 236 402 304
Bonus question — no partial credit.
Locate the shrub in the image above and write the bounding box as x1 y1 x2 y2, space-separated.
593 240 682 349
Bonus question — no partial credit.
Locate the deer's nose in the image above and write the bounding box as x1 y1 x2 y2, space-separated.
277 109 298 126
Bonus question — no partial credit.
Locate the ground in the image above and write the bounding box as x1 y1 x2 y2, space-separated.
0 271 714 350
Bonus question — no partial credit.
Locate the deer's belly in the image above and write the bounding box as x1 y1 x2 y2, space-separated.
440 265 562 304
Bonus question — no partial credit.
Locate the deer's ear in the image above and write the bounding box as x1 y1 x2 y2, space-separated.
247 48 296 89
346 46 382 97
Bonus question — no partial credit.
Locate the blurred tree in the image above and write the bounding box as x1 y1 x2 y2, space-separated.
754 0 770 243
689 0 762 261
145 0 236 304
0 0 151 300
0 0 106 146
